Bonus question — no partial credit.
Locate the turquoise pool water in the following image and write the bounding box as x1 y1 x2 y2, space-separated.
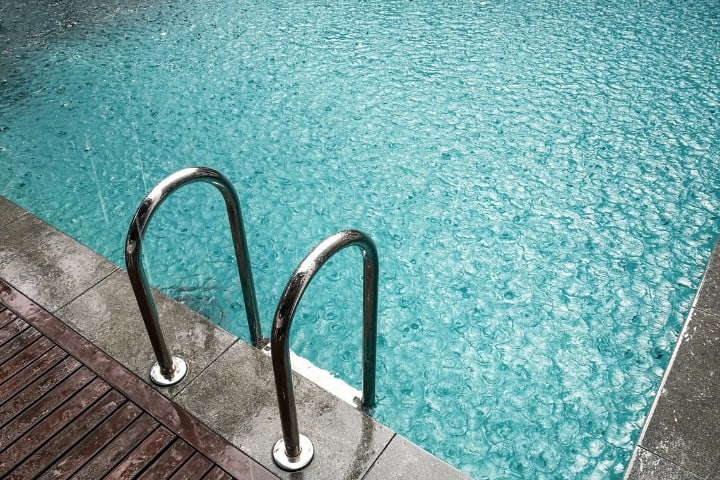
1 0 719 478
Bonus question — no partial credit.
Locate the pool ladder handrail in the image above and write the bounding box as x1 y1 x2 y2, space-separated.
270 229 378 471
125 166 263 386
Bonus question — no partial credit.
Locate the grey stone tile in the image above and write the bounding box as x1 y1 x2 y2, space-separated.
693 239 720 316
0 196 26 226
175 341 394 480
625 447 700 480
55 269 237 397
639 309 720 478
0 214 117 312
364 434 471 480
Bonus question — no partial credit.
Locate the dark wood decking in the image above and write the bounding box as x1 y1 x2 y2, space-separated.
0 279 279 480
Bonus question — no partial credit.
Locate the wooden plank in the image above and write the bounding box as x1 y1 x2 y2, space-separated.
0 377 111 477
0 308 15 328
6 389 127 480
202 466 233 480
0 327 41 363
36 401 143 480
72 413 160 479
104 426 176 479
137 438 196 480
170 451 213 480
0 316 28 345
0 279 280 480
0 356 82 428
0 338 58 386
0 366 94 449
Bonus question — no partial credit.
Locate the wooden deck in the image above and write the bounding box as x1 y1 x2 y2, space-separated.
0 278 279 480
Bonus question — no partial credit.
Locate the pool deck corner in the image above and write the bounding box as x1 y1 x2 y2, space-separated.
0 195 471 479
624 239 720 479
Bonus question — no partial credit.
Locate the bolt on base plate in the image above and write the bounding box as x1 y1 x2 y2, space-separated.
272 434 314 471
150 356 187 386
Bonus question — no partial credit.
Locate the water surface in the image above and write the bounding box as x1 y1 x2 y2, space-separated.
1 1 719 478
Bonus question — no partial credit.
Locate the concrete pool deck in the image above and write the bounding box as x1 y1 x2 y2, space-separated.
0 195 470 479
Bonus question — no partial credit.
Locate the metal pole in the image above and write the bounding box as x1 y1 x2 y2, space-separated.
270 229 379 470
125 167 263 386
361 241 379 408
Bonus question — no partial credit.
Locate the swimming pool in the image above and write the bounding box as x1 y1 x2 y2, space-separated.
1 0 719 478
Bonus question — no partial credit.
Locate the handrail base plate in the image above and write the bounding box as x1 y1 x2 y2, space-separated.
150 356 188 386
272 434 314 471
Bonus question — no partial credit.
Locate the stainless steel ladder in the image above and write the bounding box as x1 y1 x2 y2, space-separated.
125 168 379 472
125 166 263 386
270 229 379 471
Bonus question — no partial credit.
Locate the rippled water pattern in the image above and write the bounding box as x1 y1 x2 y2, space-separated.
2 0 719 478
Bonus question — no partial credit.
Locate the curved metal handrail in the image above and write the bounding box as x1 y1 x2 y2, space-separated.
270 229 379 471
125 166 263 386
